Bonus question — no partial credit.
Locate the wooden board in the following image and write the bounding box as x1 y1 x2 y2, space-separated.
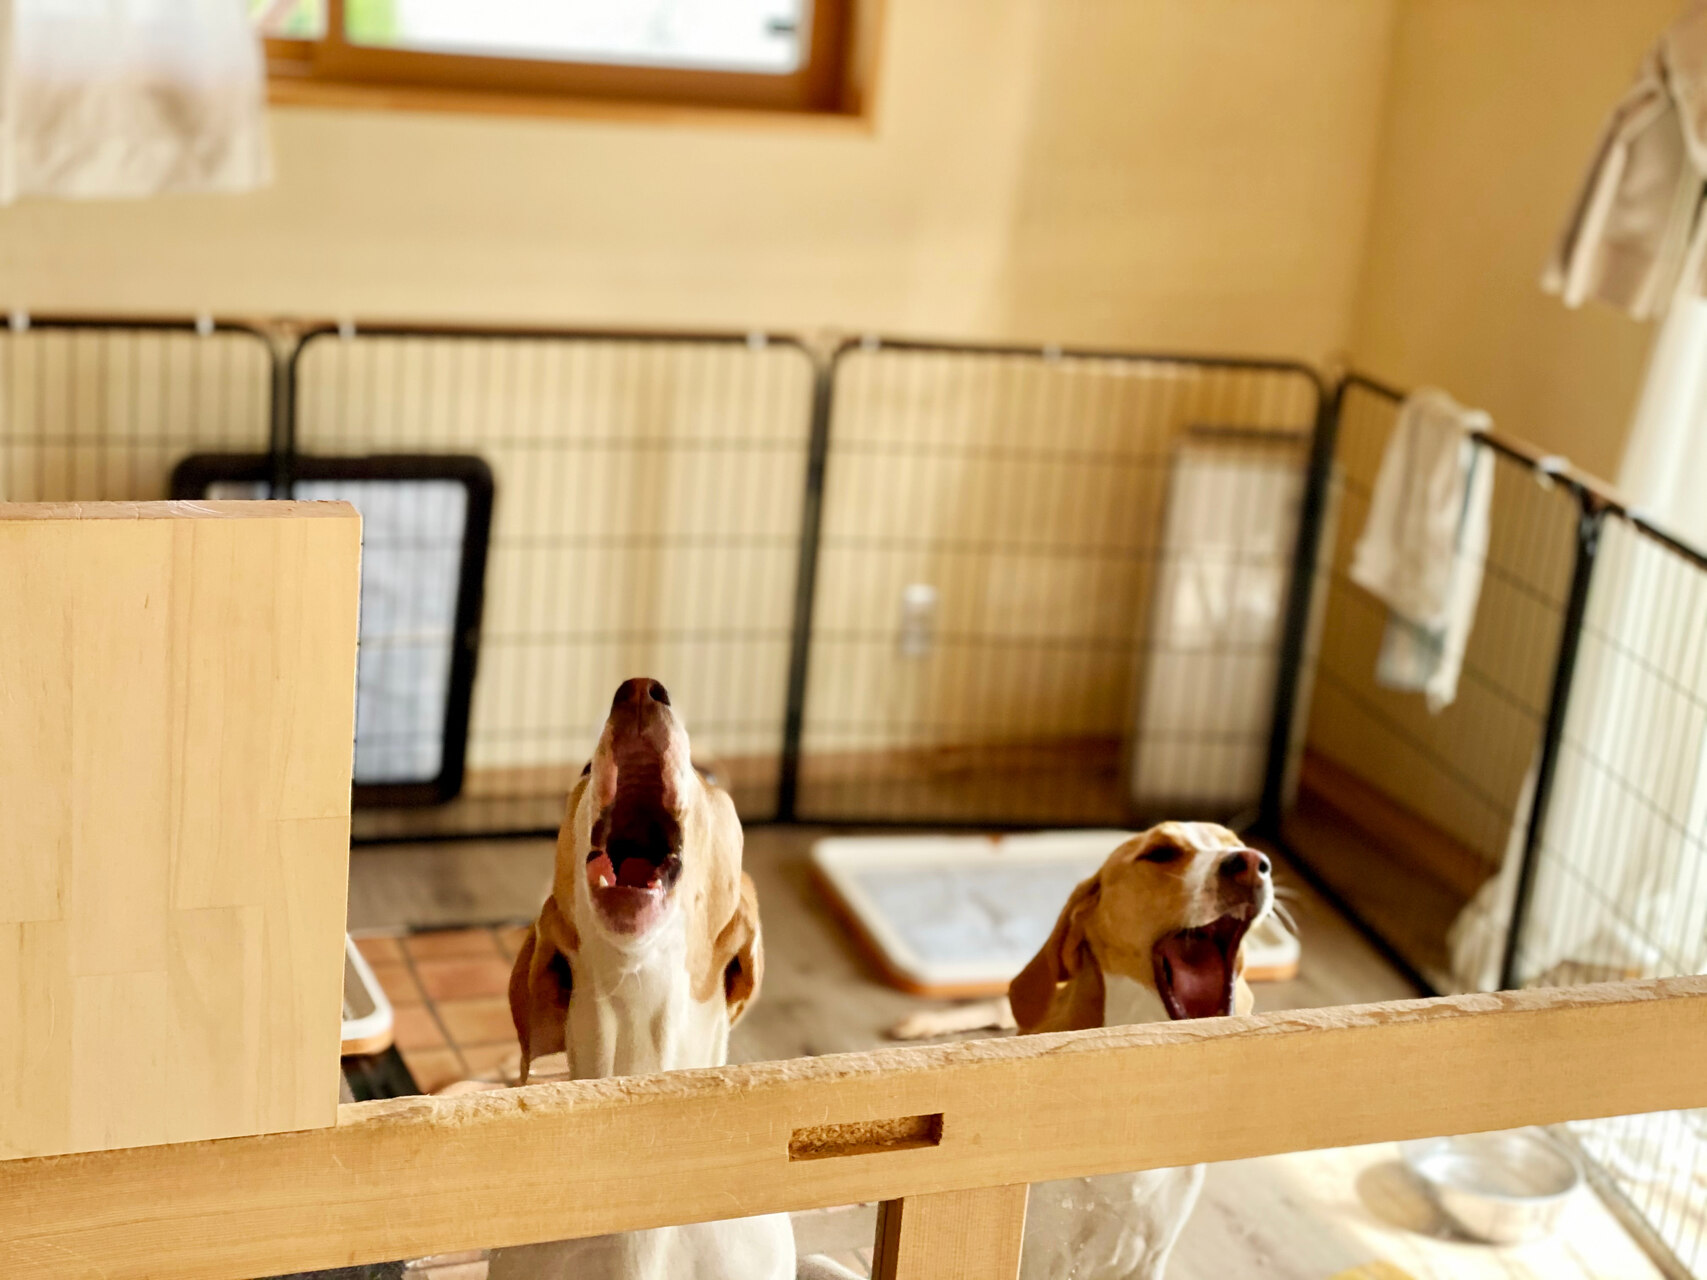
873 1185 1028 1280
0 978 1703 1278
0 500 361 1161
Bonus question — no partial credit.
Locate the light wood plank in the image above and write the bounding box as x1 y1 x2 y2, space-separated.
70 518 173 975
0 979 1703 1279
0 922 71 1160
0 501 361 1161
872 1185 1027 1280
0 524 70 924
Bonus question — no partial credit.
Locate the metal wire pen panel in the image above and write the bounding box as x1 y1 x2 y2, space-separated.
1275 373 1707 1278
1507 514 1707 1278
0 319 273 503
1507 516 1707 988
793 342 1320 826
1281 377 1579 993
289 328 817 838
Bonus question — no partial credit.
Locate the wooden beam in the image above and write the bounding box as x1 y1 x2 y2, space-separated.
2 979 1704 1279
872 1186 1027 1280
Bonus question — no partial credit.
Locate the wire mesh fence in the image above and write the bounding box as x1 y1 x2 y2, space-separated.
792 339 1321 826
1509 512 1707 1278
0 318 274 503
1275 372 1707 1278
1276 375 1580 991
286 326 819 837
4 313 1707 1273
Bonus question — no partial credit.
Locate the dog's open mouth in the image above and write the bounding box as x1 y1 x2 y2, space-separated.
586 842 682 893
586 797 683 897
586 728 684 904
1151 912 1253 1020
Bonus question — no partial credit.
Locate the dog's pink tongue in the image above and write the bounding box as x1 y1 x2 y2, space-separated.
616 857 659 889
1153 933 1231 1020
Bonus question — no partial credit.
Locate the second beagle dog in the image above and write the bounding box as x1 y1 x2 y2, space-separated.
488 678 794 1280
1009 821 1274 1280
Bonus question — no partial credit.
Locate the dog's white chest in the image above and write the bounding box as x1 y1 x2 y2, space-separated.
489 1218 795 1280
1022 973 1200 1280
568 918 729 1078
1102 972 1172 1026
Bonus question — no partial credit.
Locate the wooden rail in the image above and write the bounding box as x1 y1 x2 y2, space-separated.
3 978 1704 1279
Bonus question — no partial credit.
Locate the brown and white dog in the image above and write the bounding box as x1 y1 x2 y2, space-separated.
1009 821 1274 1280
488 678 794 1280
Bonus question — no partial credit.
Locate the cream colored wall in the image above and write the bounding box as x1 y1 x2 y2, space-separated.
0 1 1395 359
0 1 1400 791
1309 0 1681 868
1348 0 1677 481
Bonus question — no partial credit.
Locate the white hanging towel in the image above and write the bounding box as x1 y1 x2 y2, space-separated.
1542 1 1707 319
0 0 271 204
1348 388 1494 713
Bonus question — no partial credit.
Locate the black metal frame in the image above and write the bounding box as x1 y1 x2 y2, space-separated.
169 450 496 808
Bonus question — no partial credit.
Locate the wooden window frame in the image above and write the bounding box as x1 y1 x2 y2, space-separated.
262 0 872 122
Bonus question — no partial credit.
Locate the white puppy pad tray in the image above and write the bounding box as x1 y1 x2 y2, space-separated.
811 831 1298 997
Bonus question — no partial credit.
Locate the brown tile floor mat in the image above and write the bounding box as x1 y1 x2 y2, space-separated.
354 925 543 1094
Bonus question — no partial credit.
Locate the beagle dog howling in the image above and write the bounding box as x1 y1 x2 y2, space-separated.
488 678 793 1280
1009 821 1274 1280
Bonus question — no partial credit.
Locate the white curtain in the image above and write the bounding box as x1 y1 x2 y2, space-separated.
1449 294 1707 992
0 0 270 204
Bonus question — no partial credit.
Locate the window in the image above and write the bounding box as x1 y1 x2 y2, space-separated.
251 0 861 116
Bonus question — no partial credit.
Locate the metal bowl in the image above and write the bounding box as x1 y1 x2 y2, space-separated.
1400 1129 1582 1244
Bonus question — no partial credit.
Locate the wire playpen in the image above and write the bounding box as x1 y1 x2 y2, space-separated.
2 311 1704 1275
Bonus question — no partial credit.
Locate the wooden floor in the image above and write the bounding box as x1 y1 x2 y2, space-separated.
346 827 1660 1279
347 824 1422 1060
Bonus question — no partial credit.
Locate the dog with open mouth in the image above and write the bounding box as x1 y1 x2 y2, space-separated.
489 678 794 1280
1008 820 1274 1280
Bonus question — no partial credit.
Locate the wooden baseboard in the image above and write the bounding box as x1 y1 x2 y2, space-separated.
1298 752 1491 902
352 738 1128 838
796 737 1122 785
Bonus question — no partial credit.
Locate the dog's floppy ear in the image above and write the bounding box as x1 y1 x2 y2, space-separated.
508 894 578 1084
1009 874 1104 1033
713 872 764 1027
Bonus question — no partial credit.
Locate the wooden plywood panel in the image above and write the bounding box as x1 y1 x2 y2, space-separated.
0 500 360 1160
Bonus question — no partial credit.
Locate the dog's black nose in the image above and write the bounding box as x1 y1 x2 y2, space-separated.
612 677 670 710
1219 850 1270 881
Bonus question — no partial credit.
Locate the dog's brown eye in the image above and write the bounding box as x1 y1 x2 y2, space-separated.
1139 846 1183 864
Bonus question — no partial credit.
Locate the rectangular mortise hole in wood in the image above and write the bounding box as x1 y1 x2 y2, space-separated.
788 1112 944 1161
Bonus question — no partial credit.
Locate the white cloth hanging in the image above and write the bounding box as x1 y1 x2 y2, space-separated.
1349 387 1494 713
1542 0 1707 318
0 0 271 204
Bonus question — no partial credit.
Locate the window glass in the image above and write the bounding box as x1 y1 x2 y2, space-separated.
346 0 806 74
